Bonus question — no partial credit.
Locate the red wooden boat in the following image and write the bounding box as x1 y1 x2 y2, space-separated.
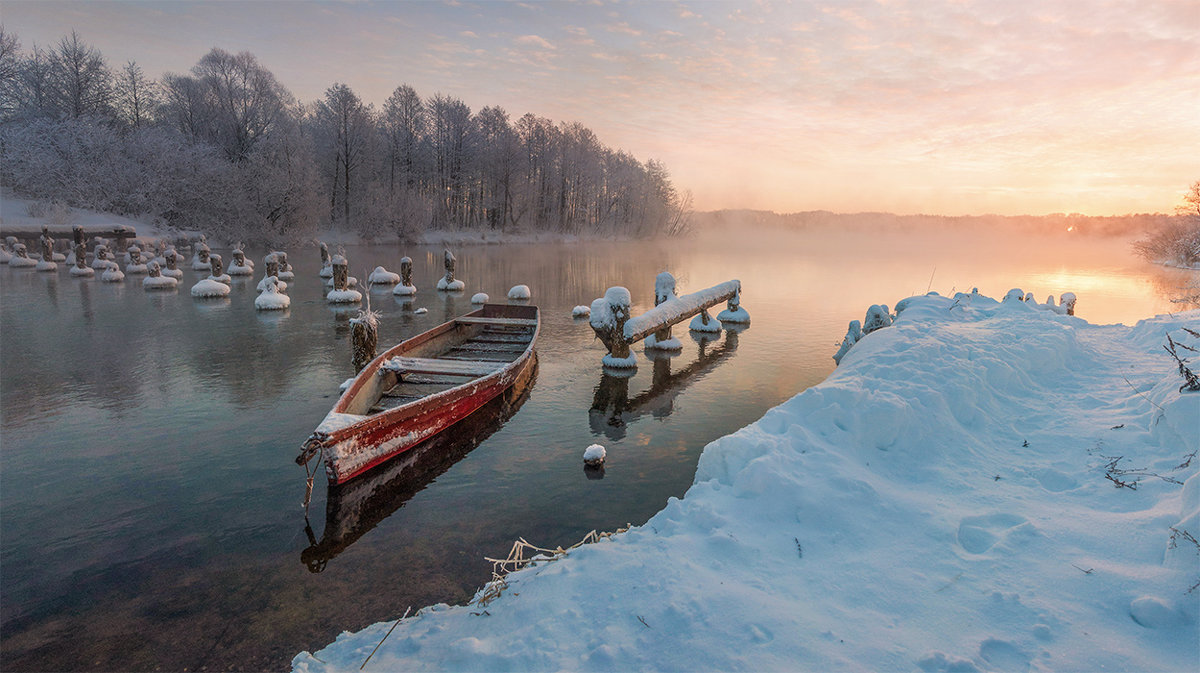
298 304 539 485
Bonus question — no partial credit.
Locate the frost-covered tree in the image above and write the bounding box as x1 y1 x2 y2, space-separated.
381 84 427 193
427 92 474 228
312 83 373 228
47 30 111 119
1134 181 1200 268
10 44 55 120
112 60 158 130
188 48 291 162
475 105 520 230
0 26 20 120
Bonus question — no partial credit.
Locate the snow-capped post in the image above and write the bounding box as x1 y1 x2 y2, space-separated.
264 253 280 279
400 257 413 286
350 309 378 374
444 249 456 285
394 256 417 296
649 272 681 351
590 287 634 367
276 251 292 278
718 288 751 324
437 249 465 291
319 242 333 278
72 225 84 248
40 233 53 263
1060 292 1077 316
209 253 224 280
333 256 350 291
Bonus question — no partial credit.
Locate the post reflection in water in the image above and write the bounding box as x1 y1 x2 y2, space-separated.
302 359 537 573
590 327 741 441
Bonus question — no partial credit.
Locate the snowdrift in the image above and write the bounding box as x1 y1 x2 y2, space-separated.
295 293 1199 673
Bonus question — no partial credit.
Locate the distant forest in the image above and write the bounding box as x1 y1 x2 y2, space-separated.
0 29 691 244
694 209 1184 238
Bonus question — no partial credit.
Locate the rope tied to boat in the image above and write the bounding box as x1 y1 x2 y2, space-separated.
301 437 325 513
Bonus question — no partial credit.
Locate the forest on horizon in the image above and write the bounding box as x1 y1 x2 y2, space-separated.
0 28 692 245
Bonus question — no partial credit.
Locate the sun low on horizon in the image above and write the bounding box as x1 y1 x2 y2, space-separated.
5 0 1198 217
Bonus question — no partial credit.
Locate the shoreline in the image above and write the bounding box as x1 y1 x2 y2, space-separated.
294 292 1199 672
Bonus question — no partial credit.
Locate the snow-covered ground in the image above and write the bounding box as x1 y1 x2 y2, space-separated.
294 292 1199 673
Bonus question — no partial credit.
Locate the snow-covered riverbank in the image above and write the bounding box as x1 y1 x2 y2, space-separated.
295 292 1199 672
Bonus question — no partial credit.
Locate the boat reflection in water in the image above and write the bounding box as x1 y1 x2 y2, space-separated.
302 357 537 573
590 327 741 441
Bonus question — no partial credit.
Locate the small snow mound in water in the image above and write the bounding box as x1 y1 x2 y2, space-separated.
101 267 125 282
413 307 428 315
508 284 531 300
471 293 489 304
437 277 465 291
142 275 178 290
327 288 362 304
369 266 400 284
689 312 721 332
645 334 682 350
393 284 417 296
69 265 95 277
191 278 230 297
717 306 749 324
583 444 606 466
572 305 590 318
256 280 291 310
601 352 637 369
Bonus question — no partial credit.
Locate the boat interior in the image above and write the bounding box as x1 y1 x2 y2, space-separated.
341 305 538 417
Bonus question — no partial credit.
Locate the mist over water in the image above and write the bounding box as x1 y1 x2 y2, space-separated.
0 221 1189 671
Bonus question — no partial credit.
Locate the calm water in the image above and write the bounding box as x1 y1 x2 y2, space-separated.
0 225 1191 671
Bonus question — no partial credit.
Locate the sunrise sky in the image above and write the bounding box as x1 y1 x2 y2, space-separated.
4 0 1198 216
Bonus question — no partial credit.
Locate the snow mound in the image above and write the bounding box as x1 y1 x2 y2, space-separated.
142 275 178 290
583 444 606 466
437 277 465 291
295 295 1200 673
508 284 531 300
393 284 417 296
69 265 95 277
256 281 291 310
100 267 124 282
369 266 400 284
471 293 489 304
689 312 721 332
572 305 591 318
327 288 362 304
190 278 229 297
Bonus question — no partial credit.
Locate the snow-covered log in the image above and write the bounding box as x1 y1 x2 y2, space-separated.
624 280 740 344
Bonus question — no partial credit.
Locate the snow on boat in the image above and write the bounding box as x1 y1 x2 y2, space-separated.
298 304 539 485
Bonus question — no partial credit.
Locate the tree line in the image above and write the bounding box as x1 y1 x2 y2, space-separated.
0 28 691 244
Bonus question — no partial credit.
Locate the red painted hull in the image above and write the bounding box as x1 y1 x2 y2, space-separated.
302 305 539 485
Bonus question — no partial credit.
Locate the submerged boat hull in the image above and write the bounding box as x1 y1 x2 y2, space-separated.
302 304 539 485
